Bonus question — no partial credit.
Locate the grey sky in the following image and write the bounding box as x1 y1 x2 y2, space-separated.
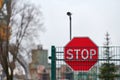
32 0 120 50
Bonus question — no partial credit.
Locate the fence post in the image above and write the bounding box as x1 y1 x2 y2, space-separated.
51 46 56 80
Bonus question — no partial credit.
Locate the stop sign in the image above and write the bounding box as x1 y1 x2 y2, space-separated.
64 37 98 71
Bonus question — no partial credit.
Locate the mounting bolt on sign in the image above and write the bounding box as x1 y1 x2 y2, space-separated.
64 37 98 71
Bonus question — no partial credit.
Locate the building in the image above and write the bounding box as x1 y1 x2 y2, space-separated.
29 45 50 80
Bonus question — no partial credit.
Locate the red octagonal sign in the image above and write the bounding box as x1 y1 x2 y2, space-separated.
64 37 98 71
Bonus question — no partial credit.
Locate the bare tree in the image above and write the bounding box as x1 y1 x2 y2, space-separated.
10 0 43 79
0 0 43 80
0 0 12 80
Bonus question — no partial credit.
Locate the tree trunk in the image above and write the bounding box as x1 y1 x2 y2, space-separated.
17 55 31 80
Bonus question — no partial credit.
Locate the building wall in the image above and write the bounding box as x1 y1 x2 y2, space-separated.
30 49 48 68
29 46 50 80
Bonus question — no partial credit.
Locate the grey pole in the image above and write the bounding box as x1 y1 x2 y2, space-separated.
67 12 72 40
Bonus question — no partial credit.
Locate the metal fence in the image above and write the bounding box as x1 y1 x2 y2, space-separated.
50 46 120 80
